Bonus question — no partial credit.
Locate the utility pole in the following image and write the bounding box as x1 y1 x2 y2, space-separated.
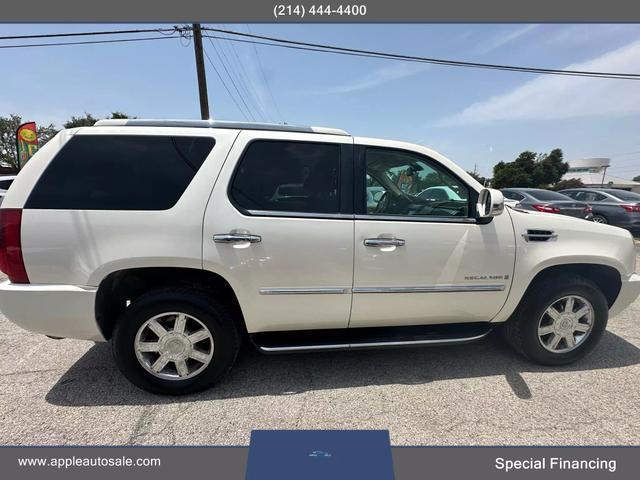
192 24 210 120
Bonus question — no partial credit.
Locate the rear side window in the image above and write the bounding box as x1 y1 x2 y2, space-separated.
502 190 524 201
26 135 214 210
230 140 340 214
528 190 571 201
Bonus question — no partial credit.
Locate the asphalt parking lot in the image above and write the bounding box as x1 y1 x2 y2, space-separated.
1 252 639 447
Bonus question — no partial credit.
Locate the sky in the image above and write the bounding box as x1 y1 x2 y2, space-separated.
1 23 639 178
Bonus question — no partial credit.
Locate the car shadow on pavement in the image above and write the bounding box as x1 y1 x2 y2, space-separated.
45 330 640 407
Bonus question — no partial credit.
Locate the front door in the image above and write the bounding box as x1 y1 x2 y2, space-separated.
350 144 516 328
203 131 355 334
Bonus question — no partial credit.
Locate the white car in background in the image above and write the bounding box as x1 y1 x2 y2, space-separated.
0 119 638 395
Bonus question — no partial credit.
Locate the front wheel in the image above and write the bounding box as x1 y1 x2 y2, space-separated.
112 288 240 395
503 274 608 365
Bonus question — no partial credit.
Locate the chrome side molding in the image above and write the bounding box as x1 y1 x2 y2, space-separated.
352 284 505 294
259 287 349 295
259 284 506 295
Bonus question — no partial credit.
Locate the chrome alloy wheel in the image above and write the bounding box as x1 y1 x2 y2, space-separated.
134 312 214 380
537 295 594 353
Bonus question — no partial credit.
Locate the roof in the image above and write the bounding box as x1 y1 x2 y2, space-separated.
562 171 640 187
94 119 350 136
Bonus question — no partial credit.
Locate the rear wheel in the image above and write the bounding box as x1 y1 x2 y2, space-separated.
503 274 608 365
592 215 608 224
112 288 240 395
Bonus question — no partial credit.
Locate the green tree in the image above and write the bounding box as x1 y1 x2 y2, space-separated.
110 111 132 119
63 113 99 128
633 175 640 182
551 178 584 191
466 170 488 186
0 114 57 172
492 148 568 189
63 111 132 128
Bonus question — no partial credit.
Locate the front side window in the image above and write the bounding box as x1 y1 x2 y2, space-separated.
365 148 469 217
231 140 340 214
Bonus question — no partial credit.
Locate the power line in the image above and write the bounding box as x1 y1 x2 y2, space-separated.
215 25 271 122
202 45 250 121
0 27 181 41
201 27 640 81
205 36 256 121
246 24 284 123
0 35 178 50
210 25 267 122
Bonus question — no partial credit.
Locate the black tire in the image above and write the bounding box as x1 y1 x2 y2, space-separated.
503 274 608 365
112 288 240 395
592 214 608 224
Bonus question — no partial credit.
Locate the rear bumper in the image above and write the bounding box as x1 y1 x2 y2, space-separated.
609 273 640 318
0 281 104 341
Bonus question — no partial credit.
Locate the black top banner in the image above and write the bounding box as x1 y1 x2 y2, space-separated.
1 0 640 22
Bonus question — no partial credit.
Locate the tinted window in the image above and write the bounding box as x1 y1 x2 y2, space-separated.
605 189 640 201
502 190 525 201
26 135 214 210
0 179 13 190
578 191 607 202
527 190 571 201
231 141 340 214
365 148 469 217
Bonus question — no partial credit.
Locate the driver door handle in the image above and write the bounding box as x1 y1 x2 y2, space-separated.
364 237 405 247
213 233 262 244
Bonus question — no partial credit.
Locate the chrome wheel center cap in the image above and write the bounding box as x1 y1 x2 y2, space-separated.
160 334 190 360
557 315 575 334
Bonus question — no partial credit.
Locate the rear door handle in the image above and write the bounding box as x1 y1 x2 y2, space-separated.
363 237 405 247
213 233 262 244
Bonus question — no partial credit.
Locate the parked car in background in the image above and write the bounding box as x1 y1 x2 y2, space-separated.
0 176 17 206
501 188 593 221
559 188 640 232
417 185 463 202
366 186 386 210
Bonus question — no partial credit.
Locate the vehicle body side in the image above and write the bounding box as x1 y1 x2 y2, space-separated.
0 126 637 343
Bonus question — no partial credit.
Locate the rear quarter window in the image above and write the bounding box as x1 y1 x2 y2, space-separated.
25 135 215 210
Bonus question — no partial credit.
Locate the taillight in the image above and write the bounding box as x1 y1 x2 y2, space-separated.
0 209 29 283
532 204 560 214
620 204 640 213
585 206 593 213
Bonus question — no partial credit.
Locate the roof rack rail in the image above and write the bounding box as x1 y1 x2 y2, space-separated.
93 119 350 136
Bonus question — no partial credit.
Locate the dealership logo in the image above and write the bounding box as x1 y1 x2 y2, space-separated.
308 450 332 458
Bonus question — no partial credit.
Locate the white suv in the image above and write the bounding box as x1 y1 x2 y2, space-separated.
0 119 638 395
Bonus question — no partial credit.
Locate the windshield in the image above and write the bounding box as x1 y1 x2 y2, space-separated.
528 190 572 201
605 189 640 201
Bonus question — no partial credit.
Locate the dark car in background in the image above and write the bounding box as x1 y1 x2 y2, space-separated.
560 188 640 232
501 188 593 220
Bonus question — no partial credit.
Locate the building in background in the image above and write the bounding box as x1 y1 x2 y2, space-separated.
562 158 640 192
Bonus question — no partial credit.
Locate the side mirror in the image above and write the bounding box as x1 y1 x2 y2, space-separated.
477 188 504 218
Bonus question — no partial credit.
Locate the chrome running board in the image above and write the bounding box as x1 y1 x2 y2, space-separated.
251 323 494 354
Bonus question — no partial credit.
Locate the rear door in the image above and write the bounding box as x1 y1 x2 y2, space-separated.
202 130 355 334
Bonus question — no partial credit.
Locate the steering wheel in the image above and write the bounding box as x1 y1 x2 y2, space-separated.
374 191 390 213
